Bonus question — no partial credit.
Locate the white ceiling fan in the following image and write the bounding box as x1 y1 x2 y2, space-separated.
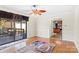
27 5 46 15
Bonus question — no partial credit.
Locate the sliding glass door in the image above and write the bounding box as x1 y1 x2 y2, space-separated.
0 18 27 45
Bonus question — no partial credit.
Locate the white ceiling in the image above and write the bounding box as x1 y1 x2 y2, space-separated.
0 5 75 16
0 5 33 16
2 5 32 11
0 5 52 16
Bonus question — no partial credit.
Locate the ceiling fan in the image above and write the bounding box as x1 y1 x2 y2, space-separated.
28 5 46 15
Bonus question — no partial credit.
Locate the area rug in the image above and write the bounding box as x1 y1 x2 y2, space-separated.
31 41 55 53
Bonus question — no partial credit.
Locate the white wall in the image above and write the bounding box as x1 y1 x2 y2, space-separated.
36 14 50 38
74 6 79 51
36 6 75 41
27 14 39 38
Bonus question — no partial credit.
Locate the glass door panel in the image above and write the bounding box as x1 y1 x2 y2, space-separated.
15 21 25 40
0 19 14 45
22 22 26 39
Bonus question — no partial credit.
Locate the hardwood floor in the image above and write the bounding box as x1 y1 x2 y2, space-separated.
27 36 78 53
0 36 78 53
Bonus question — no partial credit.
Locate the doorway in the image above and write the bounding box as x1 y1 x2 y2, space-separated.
50 19 62 40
